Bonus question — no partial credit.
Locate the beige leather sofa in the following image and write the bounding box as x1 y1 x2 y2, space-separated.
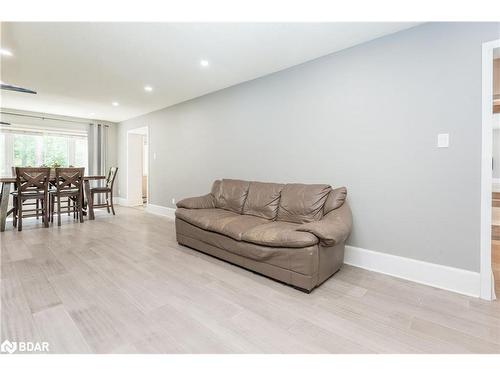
175 179 352 292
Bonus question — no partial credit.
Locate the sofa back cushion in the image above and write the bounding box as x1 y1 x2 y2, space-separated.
211 179 222 198
277 183 331 223
323 186 347 214
243 181 284 220
214 179 250 214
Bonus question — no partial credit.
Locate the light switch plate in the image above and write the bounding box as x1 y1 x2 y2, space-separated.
437 133 449 148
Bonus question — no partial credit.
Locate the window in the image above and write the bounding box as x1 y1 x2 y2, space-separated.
0 124 88 176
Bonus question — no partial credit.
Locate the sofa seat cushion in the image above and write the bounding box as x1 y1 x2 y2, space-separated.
205 214 270 241
243 181 284 220
175 208 239 230
241 221 319 248
277 183 331 224
214 179 250 214
176 218 319 276
176 208 269 241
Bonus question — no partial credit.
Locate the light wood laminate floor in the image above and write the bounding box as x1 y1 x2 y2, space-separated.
1 207 500 354
493 240 500 297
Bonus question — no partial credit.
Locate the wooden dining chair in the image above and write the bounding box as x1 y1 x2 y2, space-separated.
0 183 15 222
11 166 42 220
46 168 76 219
90 167 118 215
50 167 85 226
12 167 51 231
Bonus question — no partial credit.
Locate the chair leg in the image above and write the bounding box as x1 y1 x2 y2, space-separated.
91 191 95 216
78 194 84 223
110 191 115 215
42 196 47 225
12 198 17 227
17 197 22 232
51 195 54 223
57 196 61 226
41 199 45 225
43 197 49 228
106 192 110 213
36 199 39 220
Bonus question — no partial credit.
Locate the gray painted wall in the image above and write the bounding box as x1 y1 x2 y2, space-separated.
117 22 500 272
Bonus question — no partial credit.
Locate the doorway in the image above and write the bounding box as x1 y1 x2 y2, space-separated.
492 50 500 297
481 40 500 301
126 126 149 207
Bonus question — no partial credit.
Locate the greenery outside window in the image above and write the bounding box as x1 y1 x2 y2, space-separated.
0 125 88 176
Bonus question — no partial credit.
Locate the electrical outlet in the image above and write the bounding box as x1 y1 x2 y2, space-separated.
172 198 176 205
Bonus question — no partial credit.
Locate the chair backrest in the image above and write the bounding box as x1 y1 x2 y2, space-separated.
54 167 85 193
15 167 51 193
105 167 118 189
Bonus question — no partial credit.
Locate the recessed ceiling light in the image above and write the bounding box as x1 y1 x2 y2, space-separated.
0 48 12 57
200 59 209 67
112 102 119 106
144 85 153 92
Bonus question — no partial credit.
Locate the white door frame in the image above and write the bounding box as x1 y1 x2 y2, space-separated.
126 126 149 207
480 39 500 300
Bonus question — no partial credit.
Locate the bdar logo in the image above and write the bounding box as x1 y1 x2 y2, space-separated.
1 340 17 354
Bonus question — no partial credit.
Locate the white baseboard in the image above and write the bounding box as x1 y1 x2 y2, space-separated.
113 197 127 206
145 203 175 220
113 197 143 207
114 198 175 219
110 199 481 297
344 246 480 298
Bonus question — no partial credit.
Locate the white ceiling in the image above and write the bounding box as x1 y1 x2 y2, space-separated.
1 22 419 122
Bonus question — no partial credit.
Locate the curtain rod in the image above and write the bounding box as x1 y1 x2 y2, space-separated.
0 111 109 126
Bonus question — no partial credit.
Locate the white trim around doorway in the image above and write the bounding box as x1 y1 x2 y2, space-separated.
480 39 500 300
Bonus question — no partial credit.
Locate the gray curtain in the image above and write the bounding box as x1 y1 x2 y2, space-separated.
88 123 109 203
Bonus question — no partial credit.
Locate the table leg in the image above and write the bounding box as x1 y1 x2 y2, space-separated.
0 182 12 232
84 180 95 220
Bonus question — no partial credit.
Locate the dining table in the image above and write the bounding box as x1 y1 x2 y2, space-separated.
0 174 106 232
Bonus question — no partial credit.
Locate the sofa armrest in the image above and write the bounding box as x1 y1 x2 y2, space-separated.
296 202 352 246
176 194 215 209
